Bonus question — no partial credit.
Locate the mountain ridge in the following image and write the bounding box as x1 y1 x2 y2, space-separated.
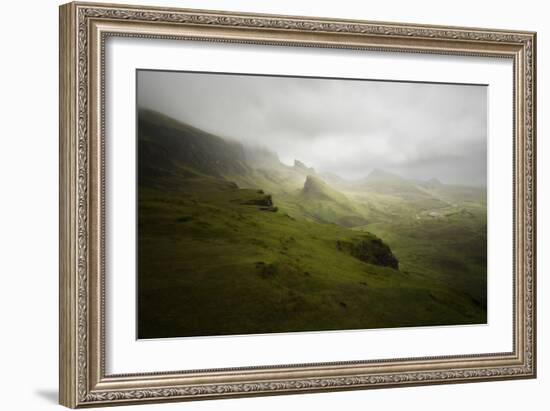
138 109 250 181
138 109 485 225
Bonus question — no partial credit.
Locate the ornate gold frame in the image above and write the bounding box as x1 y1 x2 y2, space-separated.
59 1 536 408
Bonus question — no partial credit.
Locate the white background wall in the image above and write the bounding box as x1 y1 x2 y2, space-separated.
0 0 546 409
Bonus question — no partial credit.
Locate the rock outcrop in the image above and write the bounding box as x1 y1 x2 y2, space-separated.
337 236 399 269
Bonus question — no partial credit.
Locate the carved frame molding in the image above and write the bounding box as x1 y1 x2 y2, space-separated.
59 2 536 408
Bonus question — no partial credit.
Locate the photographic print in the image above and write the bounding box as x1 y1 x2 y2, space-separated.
60 5 536 405
136 70 487 339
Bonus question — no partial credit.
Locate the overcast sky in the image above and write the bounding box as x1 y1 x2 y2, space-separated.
137 70 487 186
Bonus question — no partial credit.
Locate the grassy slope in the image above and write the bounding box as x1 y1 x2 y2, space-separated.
351 192 487 310
341 174 487 310
138 177 484 338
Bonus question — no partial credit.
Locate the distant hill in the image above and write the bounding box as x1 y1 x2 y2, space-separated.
364 168 405 184
361 168 425 194
359 169 485 206
419 180 486 205
422 177 444 189
302 175 348 202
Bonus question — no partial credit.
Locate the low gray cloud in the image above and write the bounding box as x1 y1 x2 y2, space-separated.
137 70 487 186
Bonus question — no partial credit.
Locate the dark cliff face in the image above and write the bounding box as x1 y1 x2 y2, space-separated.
302 175 324 196
301 175 336 201
241 194 273 207
138 109 250 183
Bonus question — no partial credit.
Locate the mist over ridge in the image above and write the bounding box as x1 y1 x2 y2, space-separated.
138 70 487 186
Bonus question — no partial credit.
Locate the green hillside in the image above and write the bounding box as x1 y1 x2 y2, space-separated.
137 109 487 338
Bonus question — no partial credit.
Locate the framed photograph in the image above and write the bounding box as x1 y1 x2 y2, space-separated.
59 2 537 408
